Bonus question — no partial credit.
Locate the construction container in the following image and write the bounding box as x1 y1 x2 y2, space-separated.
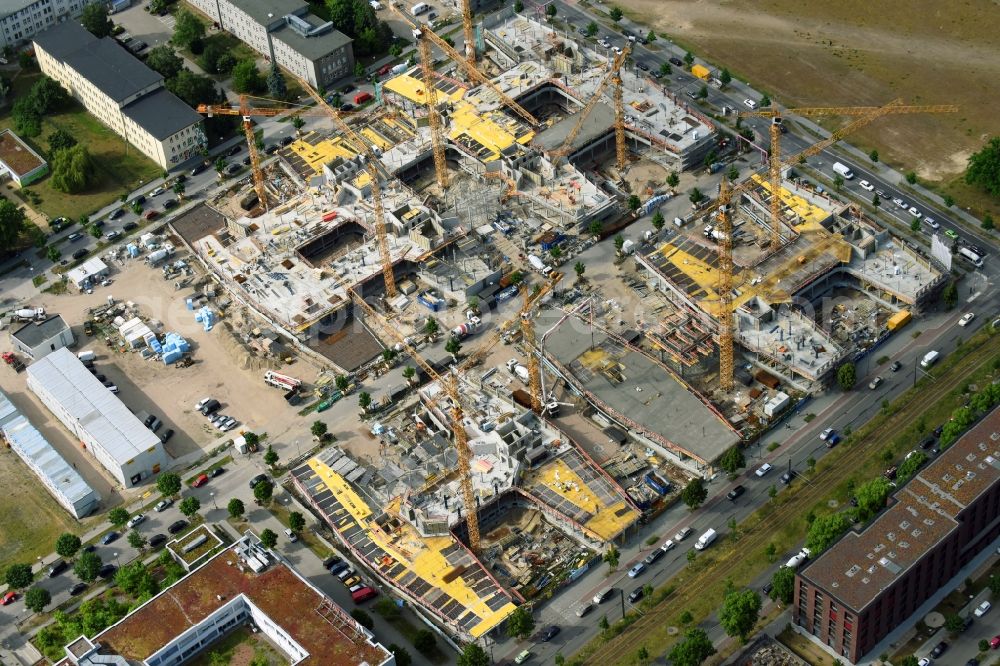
691 64 710 80
887 309 911 331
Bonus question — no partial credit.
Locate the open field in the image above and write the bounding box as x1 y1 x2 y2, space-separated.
571 326 1000 665
616 0 1000 218
0 448 98 572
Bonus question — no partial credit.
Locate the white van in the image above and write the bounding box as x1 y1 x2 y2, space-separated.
411 2 429 15
77 350 96 363
832 162 855 180
694 528 717 551
920 350 940 369
673 217 686 228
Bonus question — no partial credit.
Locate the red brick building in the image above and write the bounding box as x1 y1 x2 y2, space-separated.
795 406 1000 663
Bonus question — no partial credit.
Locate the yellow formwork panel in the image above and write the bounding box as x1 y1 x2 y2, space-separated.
383 73 466 105
449 101 535 161
354 171 372 189
361 127 393 151
289 136 356 175
308 460 516 639
535 459 639 541
750 174 830 229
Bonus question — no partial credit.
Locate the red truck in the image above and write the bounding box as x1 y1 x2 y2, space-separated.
354 91 372 105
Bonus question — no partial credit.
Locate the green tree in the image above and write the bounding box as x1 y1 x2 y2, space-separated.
636 646 649 664
74 551 102 583
872 193 880 208
232 60 264 94
18 51 33 69
965 136 1000 196
905 171 917 184
764 542 777 563
667 628 716 666
413 629 436 654
267 64 287 99
25 586 51 612
837 362 856 391
689 187 704 206
982 213 995 230
506 606 534 638
145 46 184 79
166 69 219 107
681 477 708 509
127 530 147 551
586 21 599 37
660 62 672 77
719 588 762 643
179 496 201 519
311 421 328 439
833 174 844 192
259 528 278 549
588 220 603 236
402 366 416 382
944 613 964 633
173 181 186 199
254 479 275 505
358 391 373 411
197 43 226 74
574 261 586 279
768 484 777 500
46 245 61 263
897 451 928 482
718 446 745 475
88 223 101 238
445 336 462 359
81 2 113 37
719 68 731 87
855 476 892 521
603 543 620 570
609 6 623 21
599 615 610 632
652 210 665 230
760 94 771 107
291 116 306 133
354 61 366 78
627 194 641 212
898 656 919 666
614 233 625 251
108 507 130 529
979 639 991 653
697 85 708 100
944 194 955 207
513 0 524 11
727 164 739 181
115 561 159 597
869 149 879 163
647 31 657 42
157 472 182 498
424 317 439 337
545 3 556 18
679 610 694 625
910 217 921 232
457 643 490 666
172 10 206 49
55 533 82 559
351 608 374 629
289 511 305 532
228 498 246 519
770 566 795 604
942 280 958 309
51 145 97 193
388 645 412 666
0 200 27 251
335 375 350 392
806 513 851 553
4 563 33 589
264 444 279 467
12 98 41 137
683 51 694 66
48 128 77 154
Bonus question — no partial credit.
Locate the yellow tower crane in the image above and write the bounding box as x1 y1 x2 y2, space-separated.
413 26 449 190
460 0 475 65
547 46 631 167
739 101 959 249
716 177 735 391
706 99 957 390
612 67 627 172
293 77 398 298
390 5 539 127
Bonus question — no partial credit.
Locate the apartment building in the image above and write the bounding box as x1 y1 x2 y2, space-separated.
187 0 353 89
0 0 98 49
795 405 1000 663
33 21 205 170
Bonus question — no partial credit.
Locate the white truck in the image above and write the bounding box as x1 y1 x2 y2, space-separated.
12 307 45 322
958 246 984 268
527 254 552 275
264 370 302 390
506 358 530 383
832 162 855 180
920 350 940 369
451 317 482 339
694 528 717 551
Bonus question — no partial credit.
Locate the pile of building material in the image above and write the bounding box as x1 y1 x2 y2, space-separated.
157 332 191 364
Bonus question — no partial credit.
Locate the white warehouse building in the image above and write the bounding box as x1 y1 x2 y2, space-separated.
27 348 169 488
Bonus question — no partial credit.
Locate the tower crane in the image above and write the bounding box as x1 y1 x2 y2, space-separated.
547 46 630 168
413 26 449 189
460 0 476 65
706 98 957 390
389 5 539 127
349 274 560 551
612 66 627 172
293 76 397 298
739 101 959 249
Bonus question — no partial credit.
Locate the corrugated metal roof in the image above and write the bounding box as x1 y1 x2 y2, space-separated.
27 348 160 465
0 391 100 518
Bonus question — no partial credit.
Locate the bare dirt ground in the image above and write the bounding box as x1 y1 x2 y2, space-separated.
619 0 1000 212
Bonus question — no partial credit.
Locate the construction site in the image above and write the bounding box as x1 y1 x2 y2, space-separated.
159 3 955 644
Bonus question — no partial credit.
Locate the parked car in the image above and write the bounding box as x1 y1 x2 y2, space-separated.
628 587 644 603
975 600 992 617
959 312 975 327
163 198 178 210
69 582 88 596
669 56 683 66
160 428 174 443
929 641 947 658
755 463 773 477
628 562 646 578
514 650 531 665
150 186 165 197
1 591 17 605
227 144 242 156
98 564 117 579
323 556 343 569
122 221 138 231
155 498 173 512
249 473 269 490
727 485 746 501
674 527 692 541
192 474 209 487
659 539 676 553
869 376 883 389
101 531 120 545
643 548 665 566
109 208 124 220
105 230 122 241
126 513 145 529
285 528 298 542
199 399 221 415
149 534 167 549
576 602 594 617
47 560 67 577
890 360 902 372
144 210 159 220
210 466 226 478
859 180 874 191
780 470 796 484
820 428 835 441
541 626 560 642
168 520 188 534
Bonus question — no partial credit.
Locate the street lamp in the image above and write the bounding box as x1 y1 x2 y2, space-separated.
113 552 120 568
210 492 217 510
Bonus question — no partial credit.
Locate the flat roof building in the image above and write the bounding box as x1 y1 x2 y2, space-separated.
186 0 354 89
0 128 48 187
55 534 394 666
795 405 1000 663
0 389 100 519
33 22 205 170
27 347 168 488
11 314 75 360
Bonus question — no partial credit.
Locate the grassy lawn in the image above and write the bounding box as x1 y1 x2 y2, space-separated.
1 91 162 220
571 327 1000 666
778 625 840 666
185 455 233 484
0 449 99 573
